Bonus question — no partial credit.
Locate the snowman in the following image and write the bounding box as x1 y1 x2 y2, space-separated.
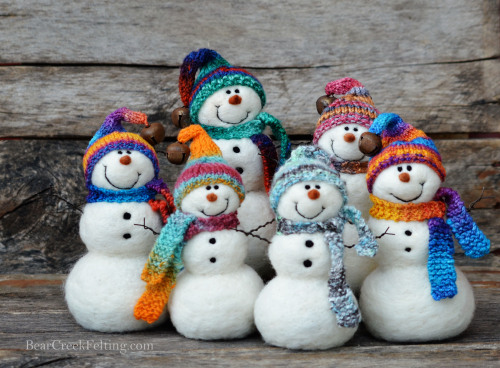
65 108 175 332
254 146 378 350
175 48 291 277
313 77 380 293
134 125 264 340
359 113 490 342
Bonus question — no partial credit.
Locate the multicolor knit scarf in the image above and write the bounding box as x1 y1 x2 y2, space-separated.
331 161 368 175
276 206 377 328
134 211 239 323
201 112 291 167
369 187 490 300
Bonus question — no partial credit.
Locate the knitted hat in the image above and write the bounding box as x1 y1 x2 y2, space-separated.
83 107 160 188
269 145 347 213
366 113 446 193
173 125 245 208
179 48 266 125
313 77 379 145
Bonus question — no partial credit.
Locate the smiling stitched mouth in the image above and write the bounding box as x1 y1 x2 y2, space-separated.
215 105 250 125
294 202 325 220
104 166 141 190
390 183 425 203
201 199 229 217
330 139 365 162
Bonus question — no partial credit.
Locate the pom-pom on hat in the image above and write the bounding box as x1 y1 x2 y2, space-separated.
179 48 266 125
269 145 347 213
173 125 245 208
313 77 379 145
366 113 446 193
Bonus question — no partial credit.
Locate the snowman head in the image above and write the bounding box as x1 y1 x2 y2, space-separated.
174 125 245 216
313 77 379 163
179 48 266 125
83 108 161 196
367 113 446 203
270 146 347 222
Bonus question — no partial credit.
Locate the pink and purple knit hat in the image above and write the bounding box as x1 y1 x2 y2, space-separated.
173 125 245 209
313 77 379 145
179 48 266 124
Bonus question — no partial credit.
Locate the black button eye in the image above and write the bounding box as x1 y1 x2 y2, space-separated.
214 185 219 190
353 127 358 132
344 126 349 131
123 233 131 239
303 260 312 268
235 88 240 93
407 165 412 171
206 186 211 190
405 230 412 236
226 90 231 94
126 150 132 154
123 212 131 220
405 247 412 252
233 146 240 153
118 150 123 155
209 238 216 244
210 257 216 263
305 240 314 248
315 185 320 189
236 167 244 174
305 185 310 190
397 166 403 172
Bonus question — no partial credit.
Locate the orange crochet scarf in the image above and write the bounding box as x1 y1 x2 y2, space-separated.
369 194 446 222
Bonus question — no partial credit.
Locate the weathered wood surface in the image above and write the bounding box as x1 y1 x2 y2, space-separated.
0 0 498 67
0 273 498 367
0 138 498 274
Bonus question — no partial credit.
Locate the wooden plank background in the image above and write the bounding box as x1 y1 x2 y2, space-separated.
0 0 499 366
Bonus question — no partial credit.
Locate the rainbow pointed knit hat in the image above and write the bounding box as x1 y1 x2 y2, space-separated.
366 113 446 193
179 48 266 125
173 125 245 208
313 77 379 145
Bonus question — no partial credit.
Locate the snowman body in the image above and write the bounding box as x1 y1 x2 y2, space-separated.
198 86 278 275
168 230 263 340
254 233 357 350
317 124 375 291
65 149 165 332
360 218 475 342
360 163 476 341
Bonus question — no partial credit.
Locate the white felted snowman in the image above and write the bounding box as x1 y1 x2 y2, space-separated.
254 146 378 350
65 108 175 332
176 48 291 277
134 125 264 340
359 113 490 342
314 77 380 293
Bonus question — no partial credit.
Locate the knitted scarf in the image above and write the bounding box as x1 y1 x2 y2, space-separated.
276 206 377 328
134 211 239 323
369 187 490 300
201 112 291 166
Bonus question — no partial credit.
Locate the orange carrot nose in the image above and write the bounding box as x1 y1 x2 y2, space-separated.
399 173 410 182
120 155 132 165
308 189 320 200
228 95 242 105
206 193 218 202
344 133 356 143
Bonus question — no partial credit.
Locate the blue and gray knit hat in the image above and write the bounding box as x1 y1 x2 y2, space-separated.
179 48 266 125
269 146 348 213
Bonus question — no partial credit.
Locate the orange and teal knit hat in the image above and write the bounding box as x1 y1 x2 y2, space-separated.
366 113 446 193
173 125 245 209
179 48 266 125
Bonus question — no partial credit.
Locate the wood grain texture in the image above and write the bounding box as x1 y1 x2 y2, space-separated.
0 0 498 67
0 59 499 138
0 139 498 274
0 275 498 367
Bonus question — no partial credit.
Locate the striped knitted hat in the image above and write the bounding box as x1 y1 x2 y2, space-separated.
179 48 266 125
269 145 347 213
366 113 446 193
173 125 245 208
313 77 379 145
83 107 160 190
